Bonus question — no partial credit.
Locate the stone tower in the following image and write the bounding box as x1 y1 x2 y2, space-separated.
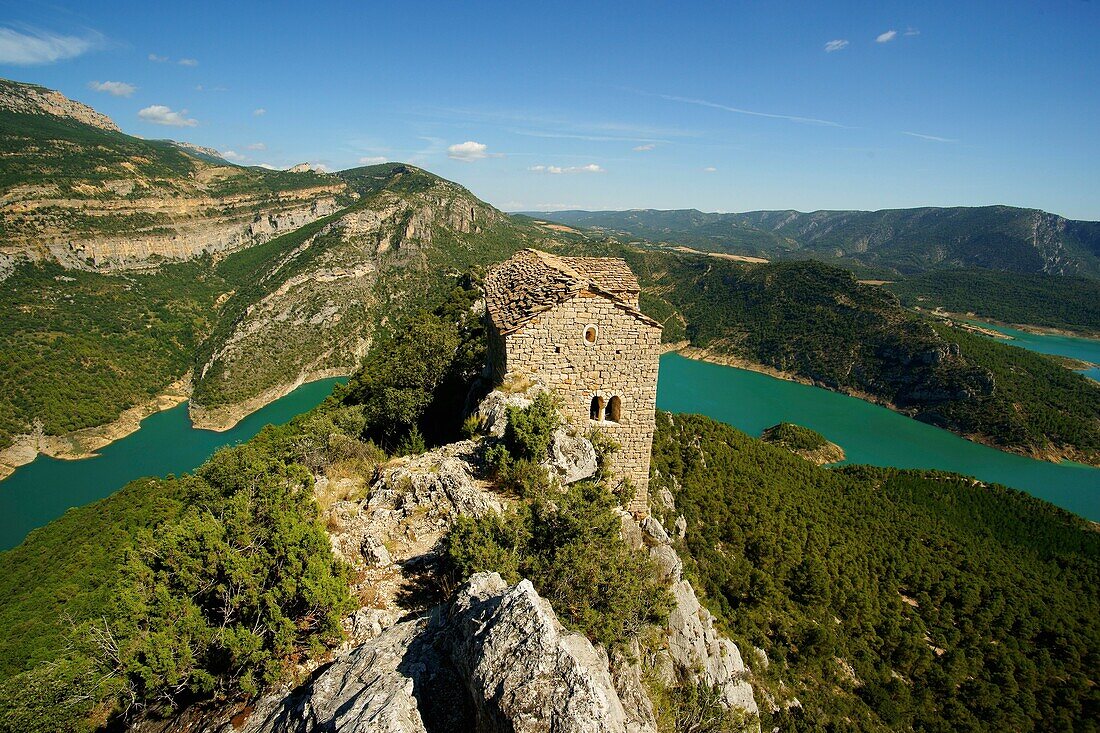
483 249 662 514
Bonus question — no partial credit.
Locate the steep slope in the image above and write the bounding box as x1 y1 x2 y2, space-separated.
538 206 1100 277
0 78 350 271
188 164 565 428
650 412 1099 732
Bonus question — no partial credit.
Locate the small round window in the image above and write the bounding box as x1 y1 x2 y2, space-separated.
583 324 598 345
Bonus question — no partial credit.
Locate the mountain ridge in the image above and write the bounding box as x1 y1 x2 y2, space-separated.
534 206 1100 277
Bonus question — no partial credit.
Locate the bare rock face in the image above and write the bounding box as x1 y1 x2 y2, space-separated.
449 573 632 733
0 80 119 130
200 573 636 733
545 426 598 485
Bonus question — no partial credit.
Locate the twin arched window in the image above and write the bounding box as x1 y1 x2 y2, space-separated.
590 394 622 423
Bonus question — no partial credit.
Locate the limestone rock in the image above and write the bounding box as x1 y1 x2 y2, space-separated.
449 573 631 733
197 573 638 733
545 426 598 484
476 387 536 438
665 579 759 716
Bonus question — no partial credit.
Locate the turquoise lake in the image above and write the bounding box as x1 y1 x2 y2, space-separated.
656 353 1099 521
0 378 344 551
3 337 1099 551
965 320 1100 382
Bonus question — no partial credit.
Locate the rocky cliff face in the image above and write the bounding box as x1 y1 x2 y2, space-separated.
0 78 119 130
189 172 515 429
0 78 353 272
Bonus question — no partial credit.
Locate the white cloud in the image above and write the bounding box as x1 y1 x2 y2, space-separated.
220 150 246 162
904 27 920 36
703 166 717 173
528 163 605 175
252 107 266 116
876 30 898 43
137 104 197 127
177 57 198 67
246 142 266 151
148 53 168 62
311 162 330 173
902 131 957 143
258 163 278 170
447 140 490 161
195 84 228 92
633 143 656 151
88 80 135 97
824 39 849 53
0 27 102 65
359 155 388 164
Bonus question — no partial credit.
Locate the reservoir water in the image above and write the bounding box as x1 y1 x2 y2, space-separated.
3 342 1099 551
656 353 1099 521
965 320 1100 382
0 378 343 551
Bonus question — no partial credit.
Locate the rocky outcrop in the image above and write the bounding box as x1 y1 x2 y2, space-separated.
0 79 119 130
192 573 640 733
623 512 760 724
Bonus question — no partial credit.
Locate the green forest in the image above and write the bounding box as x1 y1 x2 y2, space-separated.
887 268 1100 334
650 412 1100 732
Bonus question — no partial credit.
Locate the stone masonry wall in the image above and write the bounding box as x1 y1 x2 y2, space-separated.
499 293 661 513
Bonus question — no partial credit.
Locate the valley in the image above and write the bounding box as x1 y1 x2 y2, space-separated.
0 73 1098 733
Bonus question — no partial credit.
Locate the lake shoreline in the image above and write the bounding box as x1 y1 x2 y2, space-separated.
672 346 1100 469
188 367 352 431
0 373 193 481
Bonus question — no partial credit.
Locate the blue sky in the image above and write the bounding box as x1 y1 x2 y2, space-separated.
1 0 1098 219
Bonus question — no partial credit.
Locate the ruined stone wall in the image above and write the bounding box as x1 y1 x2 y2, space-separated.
501 293 661 513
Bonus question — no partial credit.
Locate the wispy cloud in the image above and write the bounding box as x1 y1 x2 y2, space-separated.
252 107 266 116
409 105 691 144
246 142 266 151
702 166 717 173
138 104 197 127
0 26 103 65
177 57 198 67
258 163 278 170
633 143 656 152
824 39 849 53
220 150 246 162
902 131 957 143
358 155 388 164
148 53 168 62
528 163 604 174
88 80 135 97
876 30 898 43
448 140 496 161
195 84 228 92
904 27 920 37
658 93 845 128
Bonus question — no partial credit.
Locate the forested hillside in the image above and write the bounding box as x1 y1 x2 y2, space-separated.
887 269 1100 334
650 412 1100 732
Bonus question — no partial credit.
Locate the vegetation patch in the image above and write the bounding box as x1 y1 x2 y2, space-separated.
650 412 1100 732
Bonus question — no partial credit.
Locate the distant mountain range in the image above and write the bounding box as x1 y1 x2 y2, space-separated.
529 207 1100 277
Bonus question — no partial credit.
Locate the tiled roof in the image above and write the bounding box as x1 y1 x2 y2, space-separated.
484 249 659 333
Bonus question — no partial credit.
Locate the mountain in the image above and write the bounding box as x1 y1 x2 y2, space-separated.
536 206 1100 277
0 78 349 271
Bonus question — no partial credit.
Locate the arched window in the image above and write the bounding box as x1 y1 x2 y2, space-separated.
590 395 604 420
583 324 598 345
606 395 622 423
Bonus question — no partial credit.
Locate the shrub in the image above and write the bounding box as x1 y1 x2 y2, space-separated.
444 481 671 649
503 392 559 462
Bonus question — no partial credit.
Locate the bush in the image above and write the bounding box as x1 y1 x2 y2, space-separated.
444 481 671 648
503 392 559 462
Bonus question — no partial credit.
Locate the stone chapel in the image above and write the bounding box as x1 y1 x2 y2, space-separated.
483 248 662 514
